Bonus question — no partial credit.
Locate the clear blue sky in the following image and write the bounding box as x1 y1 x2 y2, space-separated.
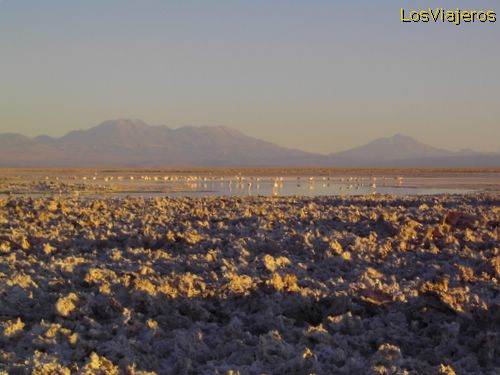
0 0 498 153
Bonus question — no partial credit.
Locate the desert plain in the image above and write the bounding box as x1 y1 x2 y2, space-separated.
0 168 499 374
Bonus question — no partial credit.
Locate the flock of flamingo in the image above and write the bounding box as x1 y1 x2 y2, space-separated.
43 174 405 195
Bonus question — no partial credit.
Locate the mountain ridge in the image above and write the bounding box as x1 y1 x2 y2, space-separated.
0 119 498 167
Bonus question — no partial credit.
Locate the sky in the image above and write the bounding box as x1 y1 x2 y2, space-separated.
0 0 498 154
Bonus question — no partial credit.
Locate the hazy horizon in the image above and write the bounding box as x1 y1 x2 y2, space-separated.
1 118 494 156
1 0 499 153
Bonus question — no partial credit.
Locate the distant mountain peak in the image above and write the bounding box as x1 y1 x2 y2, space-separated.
393 133 410 138
391 133 417 142
0 121 498 167
0 119 326 167
94 118 152 130
374 133 421 145
330 134 453 163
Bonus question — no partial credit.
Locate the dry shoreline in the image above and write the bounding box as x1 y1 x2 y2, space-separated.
0 194 499 374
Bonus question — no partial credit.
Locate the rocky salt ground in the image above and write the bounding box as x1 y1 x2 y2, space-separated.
0 195 498 374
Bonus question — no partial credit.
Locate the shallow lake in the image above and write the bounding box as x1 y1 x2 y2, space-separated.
87 178 474 197
0 174 490 198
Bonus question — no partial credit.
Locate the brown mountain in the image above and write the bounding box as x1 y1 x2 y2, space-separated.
0 121 498 167
0 119 329 167
329 134 500 167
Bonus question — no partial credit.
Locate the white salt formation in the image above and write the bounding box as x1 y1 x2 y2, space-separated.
0 195 498 374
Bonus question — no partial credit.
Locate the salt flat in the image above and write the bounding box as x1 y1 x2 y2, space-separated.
0 168 499 197
0 194 498 374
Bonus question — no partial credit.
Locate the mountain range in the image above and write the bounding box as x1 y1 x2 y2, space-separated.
0 119 498 167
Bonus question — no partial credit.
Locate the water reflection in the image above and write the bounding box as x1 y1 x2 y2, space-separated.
0 175 476 198
101 176 473 197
